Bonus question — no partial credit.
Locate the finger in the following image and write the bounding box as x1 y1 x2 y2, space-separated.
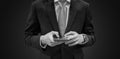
65 31 78 40
50 43 56 47
52 31 59 38
68 41 79 46
65 35 73 40
49 31 59 42
65 38 78 44
67 35 78 40
64 31 75 37
48 41 55 47
47 42 52 46
49 35 54 42
54 42 63 45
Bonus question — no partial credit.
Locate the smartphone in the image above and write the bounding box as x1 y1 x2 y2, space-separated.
54 37 68 42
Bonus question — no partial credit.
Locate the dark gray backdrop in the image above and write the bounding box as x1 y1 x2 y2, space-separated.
1 0 119 59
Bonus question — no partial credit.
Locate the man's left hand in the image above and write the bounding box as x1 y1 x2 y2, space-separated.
64 31 85 46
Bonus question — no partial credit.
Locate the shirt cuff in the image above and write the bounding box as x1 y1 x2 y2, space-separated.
40 36 47 49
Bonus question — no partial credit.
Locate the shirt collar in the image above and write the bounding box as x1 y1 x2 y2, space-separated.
54 0 71 3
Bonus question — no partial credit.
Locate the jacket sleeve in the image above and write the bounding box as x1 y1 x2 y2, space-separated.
24 2 42 50
81 6 96 47
24 2 59 56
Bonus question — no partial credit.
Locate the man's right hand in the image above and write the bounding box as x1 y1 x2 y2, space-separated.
40 31 63 47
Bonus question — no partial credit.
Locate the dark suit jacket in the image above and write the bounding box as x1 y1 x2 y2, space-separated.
24 0 95 59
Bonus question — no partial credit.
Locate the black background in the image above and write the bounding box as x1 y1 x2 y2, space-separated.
1 0 119 59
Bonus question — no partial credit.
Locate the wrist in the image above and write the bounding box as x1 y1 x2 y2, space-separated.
79 34 89 44
40 35 47 48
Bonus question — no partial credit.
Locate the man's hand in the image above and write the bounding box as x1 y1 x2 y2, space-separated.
40 31 63 47
64 31 85 46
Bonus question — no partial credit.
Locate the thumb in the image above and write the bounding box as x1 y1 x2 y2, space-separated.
52 31 59 38
49 34 54 42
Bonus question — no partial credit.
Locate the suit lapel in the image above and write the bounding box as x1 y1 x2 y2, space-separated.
65 1 77 33
46 1 59 31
